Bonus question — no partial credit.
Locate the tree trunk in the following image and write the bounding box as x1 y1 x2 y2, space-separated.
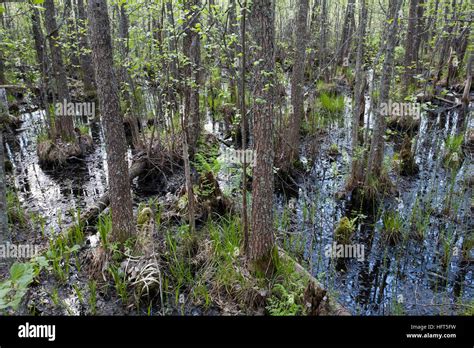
88 0 135 244
349 0 367 188
44 0 74 140
0 53 5 86
64 0 80 78
183 0 201 158
227 0 238 105
240 0 249 254
338 0 356 65
366 0 402 180
283 0 309 172
0 88 8 242
31 6 53 135
249 0 276 275
403 0 418 90
319 0 329 82
76 0 97 98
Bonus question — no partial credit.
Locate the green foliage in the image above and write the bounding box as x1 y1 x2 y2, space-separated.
266 256 306 316
266 283 303 315
108 264 128 305
46 236 80 283
194 149 221 177
443 135 464 170
7 189 27 228
382 211 404 245
97 212 112 249
88 280 97 315
0 257 48 312
319 92 345 114
409 198 430 241
334 216 357 244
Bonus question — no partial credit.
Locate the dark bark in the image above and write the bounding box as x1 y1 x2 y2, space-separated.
283 0 309 172
349 0 367 188
64 0 80 77
249 0 275 274
44 0 74 140
0 53 5 86
366 0 402 180
240 0 249 253
76 0 97 97
403 0 419 90
31 6 52 134
338 0 356 65
88 0 135 243
0 88 8 242
319 0 329 82
183 0 201 158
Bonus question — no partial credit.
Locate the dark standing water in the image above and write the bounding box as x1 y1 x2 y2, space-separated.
275 97 473 315
5 93 473 315
6 110 137 233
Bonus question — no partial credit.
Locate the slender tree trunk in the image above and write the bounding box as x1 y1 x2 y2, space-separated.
338 0 355 65
0 88 8 242
64 0 80 78
349 0 367 188
44 0 74 140
319 0 329 82
31 6 52 135
183 0 201 158
249 0 276 274
88 0 135 243
403 0 418 90
0 54 5 85
308 0 320 80
414 0 425 74
228 0 238 105
240 0 249 253
76 0 97 98
283 0 309 172
366 0 402 180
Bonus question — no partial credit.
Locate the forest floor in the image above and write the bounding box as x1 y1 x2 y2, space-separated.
1 83 473 316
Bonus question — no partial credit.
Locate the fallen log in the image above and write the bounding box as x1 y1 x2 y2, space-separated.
79 157 148 227
277 247 351 316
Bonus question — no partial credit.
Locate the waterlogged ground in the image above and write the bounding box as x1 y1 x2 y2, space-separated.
5 110 157 234
4 91 473 315
274 98 473 315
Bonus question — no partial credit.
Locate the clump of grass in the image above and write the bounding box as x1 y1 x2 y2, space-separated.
6 189 27 228
108 264 129 305
97 212 112 249
461 234 473 263
328 143 340 156
443 134 464 170
334 216 357 245
88 280 97 315
319 92 344 114
409 198 430 241
382 211 404 245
